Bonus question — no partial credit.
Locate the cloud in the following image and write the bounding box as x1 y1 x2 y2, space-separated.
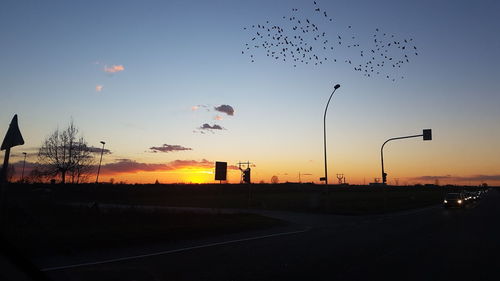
8 159 247 180
100 159 169 174
214 104 234 116
411 174 500 182
149 144 192 153
9 147 39 157
100 158 218 174
96 85 103 92
104 65 125 73
214 115 223 120
191 104 210 112
471 175 500 181
411 175 452 181
85 146 112 154
199 123 224 130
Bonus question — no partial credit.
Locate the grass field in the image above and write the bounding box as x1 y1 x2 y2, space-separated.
0 183 487 257
5 182 482 214
1 201 283 258
4 183 487 214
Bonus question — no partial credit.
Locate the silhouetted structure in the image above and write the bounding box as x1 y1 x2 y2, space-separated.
1 114 25 183
336 173 344 184
215 161 227 182
238 162 252 184
380 129 432 184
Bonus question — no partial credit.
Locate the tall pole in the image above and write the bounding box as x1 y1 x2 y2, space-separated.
21 152 27 182
323 84 341 185
95 141 105 184
1 148 10 184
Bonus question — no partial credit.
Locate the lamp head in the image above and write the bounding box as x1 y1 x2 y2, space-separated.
23 152 27 155
334 84 340 90
100 141 106 145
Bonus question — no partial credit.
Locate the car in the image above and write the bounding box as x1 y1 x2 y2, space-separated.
463 192 474 202
443 193 466 208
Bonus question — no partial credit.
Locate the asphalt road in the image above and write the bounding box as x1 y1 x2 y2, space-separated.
43 189 500 281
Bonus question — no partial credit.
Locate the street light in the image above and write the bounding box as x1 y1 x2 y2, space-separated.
95 141 106 184
380 129 432 184
21 152 27 182
323 84 341 185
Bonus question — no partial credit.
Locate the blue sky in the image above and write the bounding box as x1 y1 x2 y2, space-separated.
1 0 499 184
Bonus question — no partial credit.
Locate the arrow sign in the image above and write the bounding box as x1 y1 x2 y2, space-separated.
1 114 24 151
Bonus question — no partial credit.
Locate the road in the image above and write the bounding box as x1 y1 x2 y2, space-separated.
42 189 499 281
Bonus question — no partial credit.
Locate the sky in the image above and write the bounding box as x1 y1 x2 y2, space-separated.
1 0 499 185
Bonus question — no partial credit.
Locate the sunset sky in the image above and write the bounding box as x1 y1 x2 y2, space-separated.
1 0 499 185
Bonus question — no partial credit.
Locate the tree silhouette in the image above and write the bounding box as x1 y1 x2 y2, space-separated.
37 121 94 184
271 175 279 184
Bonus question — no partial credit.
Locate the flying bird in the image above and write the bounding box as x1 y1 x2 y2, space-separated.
240 1 418 81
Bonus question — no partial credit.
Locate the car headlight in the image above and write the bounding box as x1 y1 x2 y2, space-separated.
458 200 462 204
444 200 447 203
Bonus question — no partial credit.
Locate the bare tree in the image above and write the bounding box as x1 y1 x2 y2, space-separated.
26 168 48 183
38 121 94 184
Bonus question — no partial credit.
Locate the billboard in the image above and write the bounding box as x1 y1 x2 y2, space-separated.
215 161 227 181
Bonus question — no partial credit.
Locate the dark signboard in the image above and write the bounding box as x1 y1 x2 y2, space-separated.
215 161 227 181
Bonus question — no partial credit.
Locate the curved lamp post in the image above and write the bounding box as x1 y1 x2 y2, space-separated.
381 129 432 184
95 141 106 184
323 84 341 185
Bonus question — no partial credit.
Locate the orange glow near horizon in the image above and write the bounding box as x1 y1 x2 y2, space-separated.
99 166 223 184
95 165 500 186
7 155 500 186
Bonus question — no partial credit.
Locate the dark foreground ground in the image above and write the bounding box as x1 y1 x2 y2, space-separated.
43 188 498 281
1 184 496 280
3 182 478 214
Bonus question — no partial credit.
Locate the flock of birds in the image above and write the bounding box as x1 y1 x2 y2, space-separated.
241 1 419 81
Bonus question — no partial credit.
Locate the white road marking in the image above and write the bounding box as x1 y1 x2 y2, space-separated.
41 227 310 272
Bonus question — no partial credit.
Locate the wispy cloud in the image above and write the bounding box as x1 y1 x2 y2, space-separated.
214 104 234 116
104 65 125 73
96 85 103 92
101 159 173 174
191 104 210 111
8 159 251 180
85 146 112 154
149 144 192 153
411 174 500 183
199 123 224 130
100 159 228 174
